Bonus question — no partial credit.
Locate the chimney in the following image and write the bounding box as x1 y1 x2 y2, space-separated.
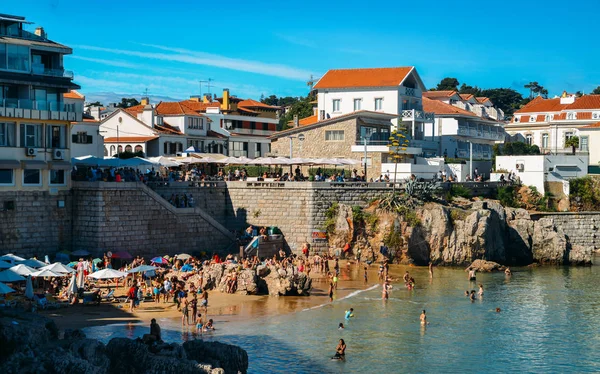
140 104 155 127
221 89 230 112
140 96 150 106
293 114 299 128
202 95 211 103
34 27 46 39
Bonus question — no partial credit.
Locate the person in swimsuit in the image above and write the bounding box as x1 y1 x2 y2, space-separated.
478 284 484 297
344 308 354 319
429 262 433 278
468 269 476 281
403 271 410 283
470 290 476 301
338 322 345 329
333 275 338 290
328 282 334 302
364 267 368 284
465 290 470 297
382 280 389 300
333 339 346 360
200 288 209 312
505 267 512 276
196 313 203 333
181 296 189 326
420 310 427 325
204 319 215 331
496 308 501 313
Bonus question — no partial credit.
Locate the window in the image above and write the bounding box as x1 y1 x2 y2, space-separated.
73 131 92 144
567 112 576 120
545 114 552 122
109 145 116 156
525 134 533 145
0 122 15 146
134 145 143 153
353 98 362 111
255 142 262 157
514 116 520 123
0 43 6 69
374 98 383 111
23 169 41 185
262 123 269 131
125 145 132 153
580 136 589 151
332 99 341 112
361 157 372 166
529 116 536 122
47 125 66 148
542 133 549 148
117 145 123 154
231 141 248 157
49 169 65 185
250 122 256 130
20 123 43 148
6 45 29 71
187 117 203 130
325 130 344 141
0 169 14 185
565 132 574 141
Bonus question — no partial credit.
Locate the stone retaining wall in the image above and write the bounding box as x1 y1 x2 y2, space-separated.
531 212 600 250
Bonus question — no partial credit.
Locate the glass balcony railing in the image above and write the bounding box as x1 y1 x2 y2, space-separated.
0 98 77 112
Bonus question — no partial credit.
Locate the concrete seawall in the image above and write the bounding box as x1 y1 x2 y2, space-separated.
531 212 600 250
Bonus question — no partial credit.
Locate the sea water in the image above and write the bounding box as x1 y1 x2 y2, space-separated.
84 264 600 373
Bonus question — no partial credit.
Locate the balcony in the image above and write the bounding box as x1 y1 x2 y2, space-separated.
401 109 435 123
31 64 74 79
400 86 422 97
456 126 504 141
0 99 82 121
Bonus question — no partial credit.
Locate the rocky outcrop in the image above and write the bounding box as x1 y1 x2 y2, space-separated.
0 310 248 374
466 259 506 272
263 265 312 296
532 218 569 264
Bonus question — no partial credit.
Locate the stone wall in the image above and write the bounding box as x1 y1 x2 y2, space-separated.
71 182 234 258
531 212 600 250
0 191 72 257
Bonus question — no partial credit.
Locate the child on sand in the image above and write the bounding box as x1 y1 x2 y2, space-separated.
196 313 203 333
204 319 215 331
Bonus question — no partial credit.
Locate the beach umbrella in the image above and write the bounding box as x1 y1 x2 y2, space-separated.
10 264 36 276
151 257 168 264
92 258 103 264
31 269 64 278
112 251 133 260
127 265 159 274
273 157 293 165
0 260 12 269
0 269 26 282
25 276 34 299
18 258 47 268
67 274 77 296
67 261 78 268
71 249 90 256
0 282 15 294
76 271 85 289
41 262 76 274
175 253 192 260
0 253 25 263
88 268 127 279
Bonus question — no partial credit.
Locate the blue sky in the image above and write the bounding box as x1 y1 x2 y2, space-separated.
5 0 600 103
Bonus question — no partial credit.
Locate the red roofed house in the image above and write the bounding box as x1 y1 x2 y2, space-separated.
506 92 600 164
421 91 505 120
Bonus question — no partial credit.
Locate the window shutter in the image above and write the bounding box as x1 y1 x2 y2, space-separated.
72 134 78 143
87 135 93 144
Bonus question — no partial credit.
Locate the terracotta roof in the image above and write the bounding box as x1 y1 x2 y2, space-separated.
156 101 203 117
422 90 457 99
422 97 477 117
477 97 490 103
299 114 318 126
581 121 600 129
565 95 600 110
536 114 545 122
180 100 221 112
82 118 100 123
459 94 474 101
519 115 530 122
313 67 413 89
577 112 593 120
237 99 280 110
104 136 158 143
125 104 145 114
515 96 568 113
237 107 259 114
155 122 183 135
64 90 84 100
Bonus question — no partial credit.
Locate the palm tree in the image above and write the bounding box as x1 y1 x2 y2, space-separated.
565 136 579 155
524 82 539 100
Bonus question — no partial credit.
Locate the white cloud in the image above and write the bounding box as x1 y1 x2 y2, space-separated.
67 55 139 68
74 44 313 81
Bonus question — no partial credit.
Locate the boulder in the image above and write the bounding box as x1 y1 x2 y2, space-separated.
532 218 569 264
569 245 593 265
466 259 505 272
183 340 249 374
505 208 534 264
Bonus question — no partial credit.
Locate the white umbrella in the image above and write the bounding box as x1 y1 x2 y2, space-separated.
0 253 25 263
41 262 76 274
147 156 181 167
0 282 15 294
10 264 36 276
17 258 47 268
0 260 12 269
175 253 192 260
67 274 77 296
273 157 293 165
248 157 275 165
31 269 64 278
25 276 34 299
127 265 159 274
88 268 128 279
0 269 26 282
76 271 85 289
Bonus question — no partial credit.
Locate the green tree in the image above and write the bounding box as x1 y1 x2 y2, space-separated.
278 97 313 130
436 77 460 91
261 94 279 106
116 98 140 108
592 86 600 95
458 83 481 96
565 136 579 155
524 82 548 99
497 141 540 156
479 88 525 118
87 101 103 107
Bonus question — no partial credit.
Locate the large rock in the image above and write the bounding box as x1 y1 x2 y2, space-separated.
532 218 569 264
263 264 312 296
569 245 593 265
505 208 534 264
466 259 506 272
183 340 249 374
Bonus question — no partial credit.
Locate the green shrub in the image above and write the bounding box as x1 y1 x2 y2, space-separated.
569 176 600 210
364 212 379 231
223 166 283 177
351 205 364 223
450 185 471 199
323 202 339 233
449 208 469 225
497 186 518 207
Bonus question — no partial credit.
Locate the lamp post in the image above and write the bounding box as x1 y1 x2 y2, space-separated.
362 137 368 181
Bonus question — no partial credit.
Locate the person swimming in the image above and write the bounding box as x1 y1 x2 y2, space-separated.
495 308 501 313
338 322 345 329
505 267 512 276
470 290 476 301
464 290 470 297
332 339 346 360
344 308 354 319
420 310 427 325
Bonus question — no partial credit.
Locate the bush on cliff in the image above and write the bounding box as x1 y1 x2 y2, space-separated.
569 176 600 211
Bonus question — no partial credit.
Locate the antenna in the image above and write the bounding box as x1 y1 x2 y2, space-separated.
143 88 150 97
200 79 213 96
306 74 319 89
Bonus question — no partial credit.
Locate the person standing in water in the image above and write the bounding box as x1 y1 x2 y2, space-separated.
328 282 334 302
333 339 346 360
382 280 389 300
468 268 476 281
470 290 476 301
345 308 354 319
364 266 368 284
429 262 433 278
338 323 345 329
478 284 484 297
420 310 427 325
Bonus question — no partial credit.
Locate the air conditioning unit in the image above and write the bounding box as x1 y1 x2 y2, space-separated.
25 147 36 157
52 149 64 160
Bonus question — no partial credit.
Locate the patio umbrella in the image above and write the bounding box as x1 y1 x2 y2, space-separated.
147 156 181 167
71 249 90 256
76 270 85 288
0 253 25 263
0 282 15 294
175 253 192 260
92 258 103 264
31 269 64 278
9 264 36 276
25 276 34 299
151 257 169 265
18 258 47 268
67 261 78 268
0 260 12 269
273 157 293 165
112 251 133 260
41 262 76 274
67 274 77 296
127 265 159 274
88 268 128 279
0 269 26 282
248 157 275 165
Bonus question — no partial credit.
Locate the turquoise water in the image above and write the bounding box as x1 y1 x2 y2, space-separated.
84 264 600 373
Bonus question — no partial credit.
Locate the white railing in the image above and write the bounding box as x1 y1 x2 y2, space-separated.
401 109 435 122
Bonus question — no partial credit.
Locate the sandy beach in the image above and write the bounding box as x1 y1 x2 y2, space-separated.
41 260 381 331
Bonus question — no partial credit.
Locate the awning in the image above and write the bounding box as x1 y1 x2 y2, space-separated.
21 160 48 170
49 161 72 170
0 160 20 169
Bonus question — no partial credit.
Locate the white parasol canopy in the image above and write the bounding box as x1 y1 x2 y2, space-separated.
87 268 128 279
41 262 76 274
0 282 15 294
147 156 181 167
175 253 192 260
17 258 47 268
0 253 25 263
31 269 64 278
127 265 159 274
9 264 36 276
25 276 34 299
0 269 26 282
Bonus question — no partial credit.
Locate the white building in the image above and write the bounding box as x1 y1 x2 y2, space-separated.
422 90 505 121
64 91 104 158
504 93 600 163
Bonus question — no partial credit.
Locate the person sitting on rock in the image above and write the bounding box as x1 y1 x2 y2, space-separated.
143 318 162 344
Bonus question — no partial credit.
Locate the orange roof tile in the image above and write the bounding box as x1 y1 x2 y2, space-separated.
565 95 600 110
104 136 158 143
155 122 183 135
515 96 568 113
422 97 477 117
64 90 84 100
476 97 489 103
313 67 413 89
577 112 593 120
179 100 221 112
581 121 600 129
125 104 145 114
459 94 474 101
237 99 280 109
519 115 530 122
299 114 318 126
156 101 203 117
536 114 545 122
422 90 457 99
